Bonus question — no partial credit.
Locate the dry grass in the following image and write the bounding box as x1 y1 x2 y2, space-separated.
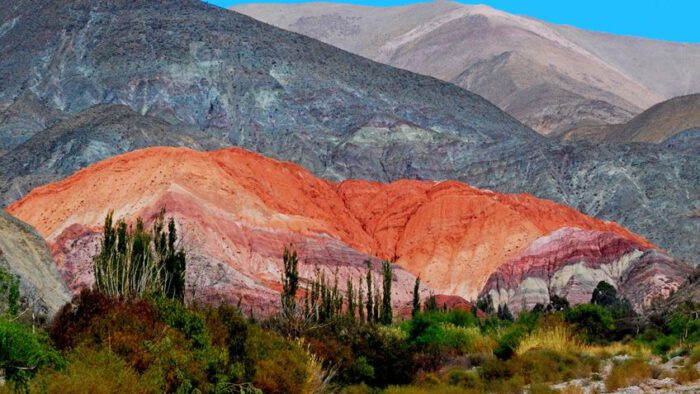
583 341 652 359
514 322 652 360
299 339 337 394
605 358 654 391
674 365 700 384
559 386 585 394
383 385 480 394
515 325 583 355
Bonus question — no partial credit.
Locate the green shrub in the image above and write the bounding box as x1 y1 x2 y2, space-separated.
494 326 526 360
564 304 614 343
668 312 700 342
0 318 63 390
29 347 157 394
510 349 596 384
0 267 20 317
152 296 209 348
245 325 309 394
446 368 482 389
303 318 415 387
651 335 676 355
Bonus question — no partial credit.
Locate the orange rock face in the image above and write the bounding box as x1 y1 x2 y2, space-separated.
6 147 654 308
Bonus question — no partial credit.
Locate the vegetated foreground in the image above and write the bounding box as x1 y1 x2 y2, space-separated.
5 146 691 316
3 238 700 393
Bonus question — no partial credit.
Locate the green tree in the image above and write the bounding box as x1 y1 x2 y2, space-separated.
412 276 421 318
497 304 514 321
373 291 380 323
424 292 439 313
94 210 186 301
476 294 494 315
281 245 299 318
0 266 20 317
591 281 618 307
365 261 373 323
547 294 570 311
358 278 365 323
154 213 186 302
380 261 393 325
347 278 356 320
564 304 614 343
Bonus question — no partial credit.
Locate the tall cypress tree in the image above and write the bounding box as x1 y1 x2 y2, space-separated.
380 261 393 325
365 260 373 323
358 277 365 323
424 292 439 312
373 290 380 323
412 276 421 317
347 278 355 320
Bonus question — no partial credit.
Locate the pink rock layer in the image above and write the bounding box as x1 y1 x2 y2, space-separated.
481 228 692 313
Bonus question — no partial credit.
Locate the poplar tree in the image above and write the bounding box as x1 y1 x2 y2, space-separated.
281 245 299 318
365 260 373 323
380 261 393 325
347 278 356 320
412 276 421 317
358 277 365 323
94 209 186 302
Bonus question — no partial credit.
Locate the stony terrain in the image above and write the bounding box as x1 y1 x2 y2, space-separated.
0 0 698 267
234 1 700 135
559 93 700 143
551 355 700 393
0 210 69 323
6 147 690 312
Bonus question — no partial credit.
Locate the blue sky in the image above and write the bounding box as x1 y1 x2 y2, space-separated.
205 0 699 43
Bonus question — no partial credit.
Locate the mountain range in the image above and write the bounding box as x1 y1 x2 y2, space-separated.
0 0 698 314
7 147 691 313
234 1 700 136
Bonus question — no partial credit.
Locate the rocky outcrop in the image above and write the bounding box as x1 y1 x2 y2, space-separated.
0 0 698 268
7 147 688 313
0 210 70 323
480 228 692 313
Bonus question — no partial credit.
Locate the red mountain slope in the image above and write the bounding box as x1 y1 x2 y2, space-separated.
6 147 686 313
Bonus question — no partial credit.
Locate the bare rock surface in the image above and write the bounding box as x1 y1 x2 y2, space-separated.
0 210 69 322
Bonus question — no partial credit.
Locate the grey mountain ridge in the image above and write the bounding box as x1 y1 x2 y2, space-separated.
0 0 698 266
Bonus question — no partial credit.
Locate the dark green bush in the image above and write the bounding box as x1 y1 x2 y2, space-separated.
564 304 614 343
494 326 525 360
0 317 63 389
